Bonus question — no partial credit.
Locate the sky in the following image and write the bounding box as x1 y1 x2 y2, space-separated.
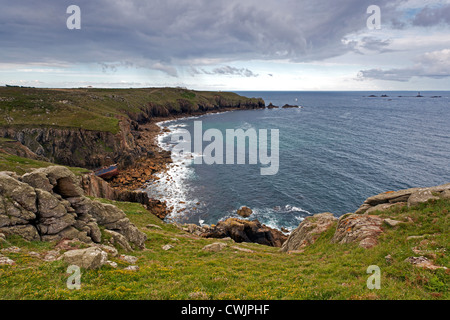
1 0 450 91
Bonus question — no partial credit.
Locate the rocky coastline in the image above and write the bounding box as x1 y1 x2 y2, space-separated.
1 88 449 253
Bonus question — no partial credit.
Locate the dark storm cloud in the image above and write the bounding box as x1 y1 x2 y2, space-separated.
0 0 402 73
412 4 450 26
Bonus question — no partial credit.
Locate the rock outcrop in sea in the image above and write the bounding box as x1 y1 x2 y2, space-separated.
0 166 146 250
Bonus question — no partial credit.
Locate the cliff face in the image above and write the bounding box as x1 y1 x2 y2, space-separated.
0 89 265 170
0 118 142 169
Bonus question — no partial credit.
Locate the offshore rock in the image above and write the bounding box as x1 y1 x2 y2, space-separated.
204 218 287 247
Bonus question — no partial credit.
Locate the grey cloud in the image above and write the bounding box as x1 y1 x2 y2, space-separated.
412 4 450 26
191 66 258 77
359 37 392 53
357 49 450 81
0 0 403 68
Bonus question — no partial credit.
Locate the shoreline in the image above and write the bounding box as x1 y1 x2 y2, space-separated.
108 106 268 223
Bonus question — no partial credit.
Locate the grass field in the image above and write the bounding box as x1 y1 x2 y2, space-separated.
1 197 448 300
0 87 263 134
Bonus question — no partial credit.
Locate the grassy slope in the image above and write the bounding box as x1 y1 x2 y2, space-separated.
0 87 262 134
0 198 448 300
0 150 90 176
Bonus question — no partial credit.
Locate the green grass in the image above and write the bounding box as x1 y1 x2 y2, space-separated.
0 152 90 176
0 87 263 134
0 198 448 300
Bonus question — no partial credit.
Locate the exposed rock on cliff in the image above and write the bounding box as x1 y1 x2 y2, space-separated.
332 214 384 249
0 166 146 250
280 212 337 252
355 183 450 214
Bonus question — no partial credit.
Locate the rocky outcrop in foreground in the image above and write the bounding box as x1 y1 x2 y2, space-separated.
280 213 337 252
0 166 146 250
281 183 450 252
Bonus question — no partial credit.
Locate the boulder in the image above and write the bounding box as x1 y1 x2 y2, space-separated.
383 218 404 227
407 190 440 207
0 172 37 213
332 214 384 249
441 189 450 200
202 242 227 252
62 247 108 270
0 225 40 241
405 256 447 270
0 195 36 226
119 254 138 264
237 206 253 218
104 229 132 251
35 189 68 219
0 254 15 266
37 214 76 235
365 202 406 215
280 212 337 253
204 218 287 247
162 244 174 251
40 166 84 198
21 170 53 192
363 188 420 206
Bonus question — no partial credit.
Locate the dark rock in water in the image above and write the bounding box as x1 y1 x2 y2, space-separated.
237 206 253 218
368 95 377 97
266 103 278 109
204 218 287 247
282 104 299 109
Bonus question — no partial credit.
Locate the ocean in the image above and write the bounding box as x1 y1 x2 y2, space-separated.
145 91 450 231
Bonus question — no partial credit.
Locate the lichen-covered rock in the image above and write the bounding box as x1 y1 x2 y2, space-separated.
332 214 384 249
280 212 337 252
0 225 40 241
0 172 37 213
202 242 227 252
407 190 440 207
104 229 133 251
0 166 146 250
358 183 450 214
237 206 253 218
365 202 406 215
441 189 450 199
62 247 108 270
40 166 84 198
36 189 68 219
